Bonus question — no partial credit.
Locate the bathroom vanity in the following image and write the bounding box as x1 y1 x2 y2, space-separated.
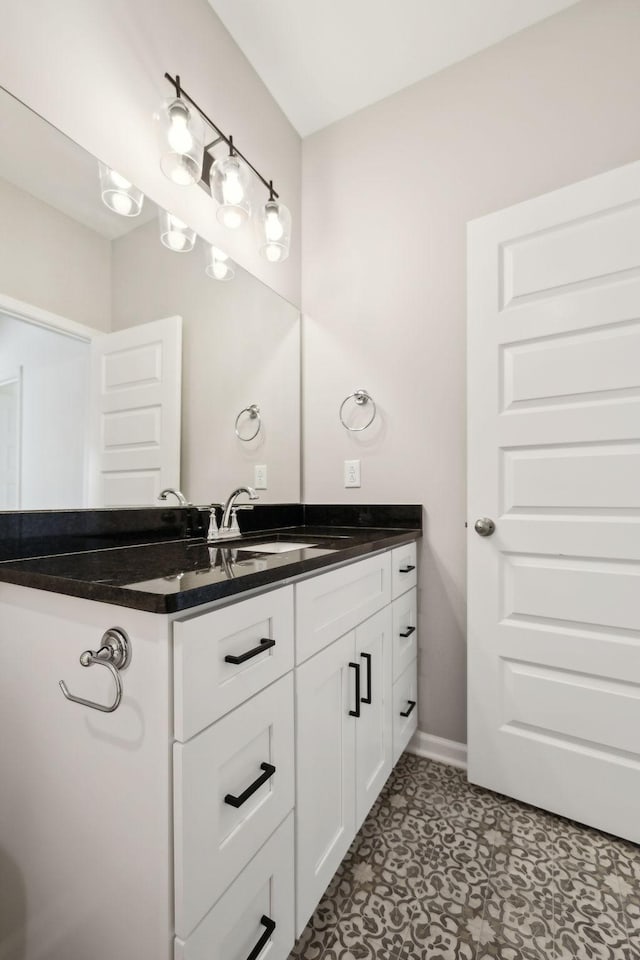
0 509 420 960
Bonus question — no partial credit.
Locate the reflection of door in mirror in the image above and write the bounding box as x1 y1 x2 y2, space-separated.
0 367 21 508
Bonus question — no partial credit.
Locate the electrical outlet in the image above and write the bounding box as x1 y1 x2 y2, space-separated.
344 459 361 488
254 464 267 489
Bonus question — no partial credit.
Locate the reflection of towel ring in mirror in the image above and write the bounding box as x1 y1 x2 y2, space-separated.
235 403 261 441
339 389 377 431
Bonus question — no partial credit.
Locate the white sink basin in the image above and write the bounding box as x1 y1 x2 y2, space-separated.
243 541 319 554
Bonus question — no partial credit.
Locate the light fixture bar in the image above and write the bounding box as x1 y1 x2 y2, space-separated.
164 72 279 200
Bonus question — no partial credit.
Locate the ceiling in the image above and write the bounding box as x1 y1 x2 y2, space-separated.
208 0 580 136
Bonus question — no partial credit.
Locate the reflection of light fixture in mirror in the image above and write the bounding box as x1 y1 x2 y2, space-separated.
210 141 251 229
257 184 291 262
159 210 196 253
98 162 144 216
205 245 235 281
158 79 204 186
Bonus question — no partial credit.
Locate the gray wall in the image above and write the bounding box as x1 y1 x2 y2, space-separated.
301 0 640 744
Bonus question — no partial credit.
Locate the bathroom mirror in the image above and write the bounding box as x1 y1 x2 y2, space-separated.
0 86 300 511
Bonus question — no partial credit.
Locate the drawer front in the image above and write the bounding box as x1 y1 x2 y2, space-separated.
391 588 418 682
174 585 294 741
391 542 417 599
175 813 295 960
393 658 418 765
295 553 391 664
174 673 295 938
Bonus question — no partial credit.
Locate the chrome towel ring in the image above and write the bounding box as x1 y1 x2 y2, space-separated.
339 389 376 432
235 403 261 441
59 628 131 713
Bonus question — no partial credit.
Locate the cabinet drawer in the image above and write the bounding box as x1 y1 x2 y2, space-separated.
391 542 417 598
393 658 418 764
391 588 418 681
175 813 295 960
295 553 391 663
174 673 295 939
174 585 294 741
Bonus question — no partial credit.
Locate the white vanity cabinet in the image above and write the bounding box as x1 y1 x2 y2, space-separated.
0 538 418 960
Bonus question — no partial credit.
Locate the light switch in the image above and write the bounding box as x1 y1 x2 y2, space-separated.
344 459 361 488
254 464 267 489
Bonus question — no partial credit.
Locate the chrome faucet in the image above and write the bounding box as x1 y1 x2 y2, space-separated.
221 486 259 532
158 487 189 506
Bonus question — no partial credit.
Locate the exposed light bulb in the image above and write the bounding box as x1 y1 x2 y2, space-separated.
169 159 195 186
212 260 231 280
159 210 195 253
220 207 244 230
167 102 193 154
265 205 284 242
222 165 244 205
166 230 188 252
205 246 234 281
111 192 134 216
264 243 283 263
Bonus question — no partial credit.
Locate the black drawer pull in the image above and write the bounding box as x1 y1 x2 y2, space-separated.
225 637 275 665
400 700 416 718
224 762 276 808
246 915 276 960
360 651 372 705
348 662 361 718
399 564 416 573
399 625 416 638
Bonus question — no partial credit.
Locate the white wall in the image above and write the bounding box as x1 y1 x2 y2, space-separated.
0 313 89 509
0 177 111 331
111 219 300 504
301 0 640 744
0 0 301 307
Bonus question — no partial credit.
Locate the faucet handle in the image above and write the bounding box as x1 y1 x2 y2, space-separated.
234 504 255 511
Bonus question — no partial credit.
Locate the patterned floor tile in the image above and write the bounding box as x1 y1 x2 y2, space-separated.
291 756 639 960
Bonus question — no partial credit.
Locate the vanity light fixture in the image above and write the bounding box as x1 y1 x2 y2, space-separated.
205 245 235 281
157 79 205 186
161 73 292 263
159 209 196 253
98 162 144 216
256 182 291 263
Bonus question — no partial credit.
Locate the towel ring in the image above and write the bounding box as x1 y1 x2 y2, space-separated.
339 389 376 432
235 404 261 441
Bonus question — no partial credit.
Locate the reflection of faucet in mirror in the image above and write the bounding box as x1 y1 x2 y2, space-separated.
158 488 189 506
217 486 259 539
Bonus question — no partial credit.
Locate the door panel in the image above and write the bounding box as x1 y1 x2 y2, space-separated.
355 607 393 829
468 160 640 842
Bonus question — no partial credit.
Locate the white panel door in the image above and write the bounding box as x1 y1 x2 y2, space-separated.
467 160 640 842
87 315 181 506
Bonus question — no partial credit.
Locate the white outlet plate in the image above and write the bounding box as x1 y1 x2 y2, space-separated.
344 459 361 488
254 464 267 489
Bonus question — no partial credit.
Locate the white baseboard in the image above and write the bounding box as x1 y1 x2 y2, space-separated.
407 730 467 770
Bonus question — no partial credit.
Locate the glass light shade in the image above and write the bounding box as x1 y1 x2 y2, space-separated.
158 97 204 186
257 199 291 262
210 154 252 229
159 210 196 253
98 162 144 216
205 245 235 281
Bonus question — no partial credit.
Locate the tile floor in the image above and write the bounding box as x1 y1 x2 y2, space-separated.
290 753 639 960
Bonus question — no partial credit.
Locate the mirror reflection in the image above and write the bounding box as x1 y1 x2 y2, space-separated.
0 86 301 511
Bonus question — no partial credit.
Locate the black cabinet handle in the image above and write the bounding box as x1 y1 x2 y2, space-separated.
246 915 276 960
399 625 416 638
400 700 416 718
225 638 275 665
399 564 416 573
348 662 361 717
360 652 372 704
224 762 276 808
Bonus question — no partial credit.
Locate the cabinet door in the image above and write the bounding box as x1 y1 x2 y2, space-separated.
296 631 356 936
391 542 417 598
355 606 393 829
391 587 418 682
174 673 294 939
175 814 295 960
393 658 418 764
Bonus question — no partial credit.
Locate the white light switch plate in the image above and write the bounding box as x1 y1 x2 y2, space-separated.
344 459 361 488
254 464 267 489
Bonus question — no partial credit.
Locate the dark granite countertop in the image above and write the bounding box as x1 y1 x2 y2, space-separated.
0 524 421 614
